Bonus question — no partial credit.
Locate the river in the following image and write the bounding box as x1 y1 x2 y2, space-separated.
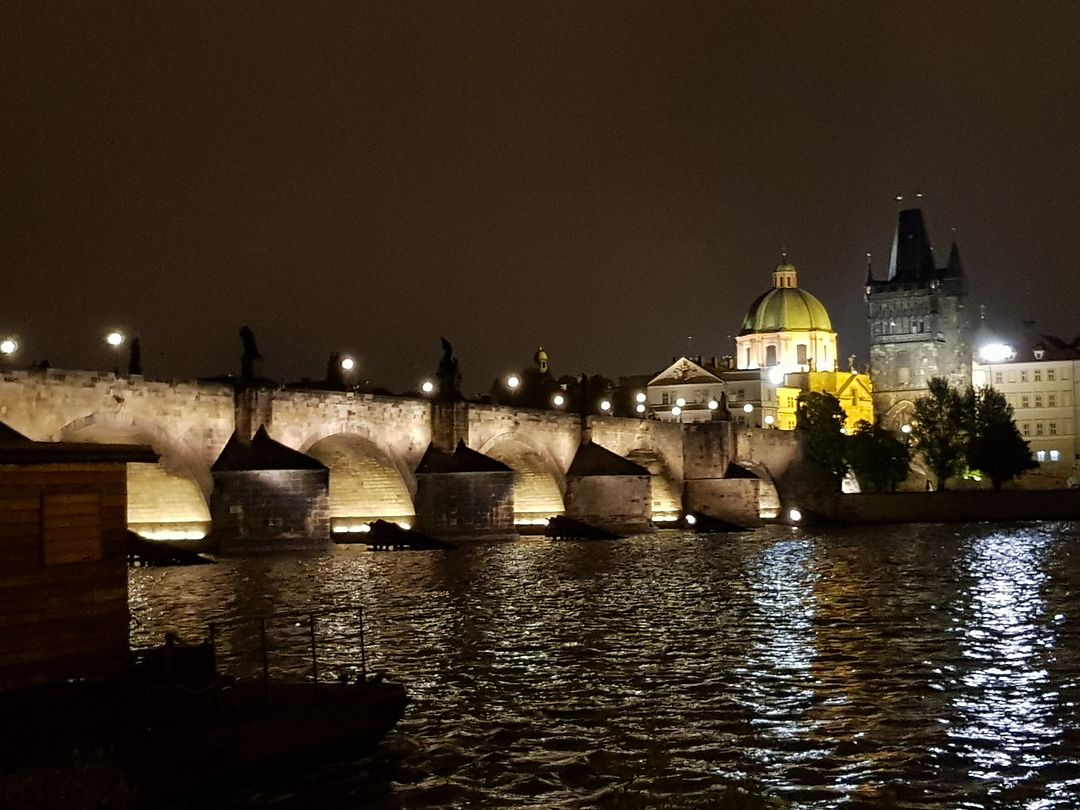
129 523 1080 809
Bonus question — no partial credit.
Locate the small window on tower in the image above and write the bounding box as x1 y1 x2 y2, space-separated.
994 372 1003 384
1048 369 1056 381
1034 370 1042 382
1021 371 1028 383
797 344 808 364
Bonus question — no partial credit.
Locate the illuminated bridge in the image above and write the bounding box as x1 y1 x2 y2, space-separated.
0 369 803 540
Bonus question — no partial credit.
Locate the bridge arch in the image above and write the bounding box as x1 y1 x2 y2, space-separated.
54 413 211 539
477 433 565 524
302 432 416 530
726 458 782 520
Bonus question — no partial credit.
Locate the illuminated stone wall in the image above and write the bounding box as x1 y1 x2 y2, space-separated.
211 468 331 553
564 474 652 533
414 470 515 537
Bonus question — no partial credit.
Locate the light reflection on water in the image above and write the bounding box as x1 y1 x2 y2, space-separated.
129 524 1080 809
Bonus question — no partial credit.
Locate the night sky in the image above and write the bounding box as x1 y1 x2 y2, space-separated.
3 3 1078 394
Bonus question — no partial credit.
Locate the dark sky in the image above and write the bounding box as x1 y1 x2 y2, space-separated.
3 2 1078 393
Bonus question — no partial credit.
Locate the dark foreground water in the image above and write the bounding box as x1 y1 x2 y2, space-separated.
129 524 1080 809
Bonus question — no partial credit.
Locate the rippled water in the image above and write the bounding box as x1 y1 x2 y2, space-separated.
129 524 1080 808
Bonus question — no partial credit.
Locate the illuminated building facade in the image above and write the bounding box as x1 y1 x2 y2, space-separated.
972 336 1080 488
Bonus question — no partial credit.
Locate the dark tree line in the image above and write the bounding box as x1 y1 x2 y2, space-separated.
796 377 1035 493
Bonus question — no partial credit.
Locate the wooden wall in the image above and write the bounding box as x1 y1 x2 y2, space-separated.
0 464 129 692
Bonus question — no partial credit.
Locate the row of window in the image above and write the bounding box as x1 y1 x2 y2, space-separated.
1021 423 1059 436
994 368 1062 384
1036 450 1062 463
1015 394 1063 409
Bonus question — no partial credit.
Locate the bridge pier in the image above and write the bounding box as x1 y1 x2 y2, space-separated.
413 441 516 538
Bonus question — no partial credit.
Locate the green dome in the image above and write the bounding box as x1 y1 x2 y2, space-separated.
740 264 833 334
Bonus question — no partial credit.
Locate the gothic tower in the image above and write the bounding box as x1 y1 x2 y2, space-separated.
865 208 971 426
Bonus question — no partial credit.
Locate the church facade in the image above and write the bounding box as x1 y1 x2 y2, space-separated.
865 208 971 427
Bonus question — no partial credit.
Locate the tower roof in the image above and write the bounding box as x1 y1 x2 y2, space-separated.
740 261 833 334
888 208 937 282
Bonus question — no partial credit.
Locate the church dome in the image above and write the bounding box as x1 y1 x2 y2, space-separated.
739 262 834 335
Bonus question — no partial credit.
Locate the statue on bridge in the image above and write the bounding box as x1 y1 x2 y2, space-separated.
436 338 462 401
239 326 263 383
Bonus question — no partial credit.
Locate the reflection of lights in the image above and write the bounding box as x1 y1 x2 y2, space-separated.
340 356 355 371
685 513 697 526
635 392 646 403
676 397 686 407
0 338 17 355
138 529 207 541
397 521 411 530
635 403 646 414
743 403 754 413
788 507 803 523
900 423 912 434
764 415 775 426
979 343 1014 363
599 399 611 412
652 513 680 522
671 406 682 416
506 374 520 389
552 393 565 407
421 380 435 394
708 399 718 410
768 366 785 385
105 330 125 347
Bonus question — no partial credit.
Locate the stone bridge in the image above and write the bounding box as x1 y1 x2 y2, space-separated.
0 369 804 538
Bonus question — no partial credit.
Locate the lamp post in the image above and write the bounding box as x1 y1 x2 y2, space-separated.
105 330 125 375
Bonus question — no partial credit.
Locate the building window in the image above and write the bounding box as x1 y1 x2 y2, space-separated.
661 393 669 405
745 348 751 367
1050 450 1061 462
765 345 778 366
797 344 808 364
42 493 103 565
1021 395 1029 408
1035 395 1043 408
1048 369 1056 381
1022 423 1030 435
1034 369 1042 382
1037 450 1046 462
1020 371 1028 382
1049 394 1057 407
1050 422 1057 435
1036 423 1044 436
994 372 1003 384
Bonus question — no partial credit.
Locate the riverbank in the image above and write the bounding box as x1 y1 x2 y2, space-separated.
819 489 1080 524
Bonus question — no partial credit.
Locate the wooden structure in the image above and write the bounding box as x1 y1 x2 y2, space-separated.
0 422 156 692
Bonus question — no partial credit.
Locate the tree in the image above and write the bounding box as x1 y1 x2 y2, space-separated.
964 386 1037 490
846 419 910 492
796 391 847 489
910 378 966 490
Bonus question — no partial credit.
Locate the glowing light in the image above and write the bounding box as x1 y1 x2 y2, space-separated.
340 356 355 371
768 366 785 385
788 507 803 523
635 403 646 414
685 514 697 526
671 406 682 416
0 338 17 355
421 380 435 394
105 330 125 348
676 397 686 407
979 343 1014 363
900 423 912 435
635 392 646 403
139 529 207 541
707 399 718 410
840 427 847 435
599 399 611 412
553 393 565 407
397 521 411 530
506 374 520 390
743 403 754 413
764 415 775 426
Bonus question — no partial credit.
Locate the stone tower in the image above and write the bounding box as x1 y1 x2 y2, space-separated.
865 208 971 426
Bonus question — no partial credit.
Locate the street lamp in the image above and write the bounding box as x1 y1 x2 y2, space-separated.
743 403 753 413
707 399 718 410
676 397 686 407
505 374 520 390
900 423 912 435
635 392 646 404
764 414 776 427
421 380 435 395
340 356 355 372
635 403 646 414
0 337 17 356
105 330 125 374
552 393 565 407
599 399 611 413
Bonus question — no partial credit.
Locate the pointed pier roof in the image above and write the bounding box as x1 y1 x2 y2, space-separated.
211 426 326 472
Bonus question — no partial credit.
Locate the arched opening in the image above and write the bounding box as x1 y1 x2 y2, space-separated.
58 418 210 540
479 436 564 525
625 448 682 523
304 433 415 531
